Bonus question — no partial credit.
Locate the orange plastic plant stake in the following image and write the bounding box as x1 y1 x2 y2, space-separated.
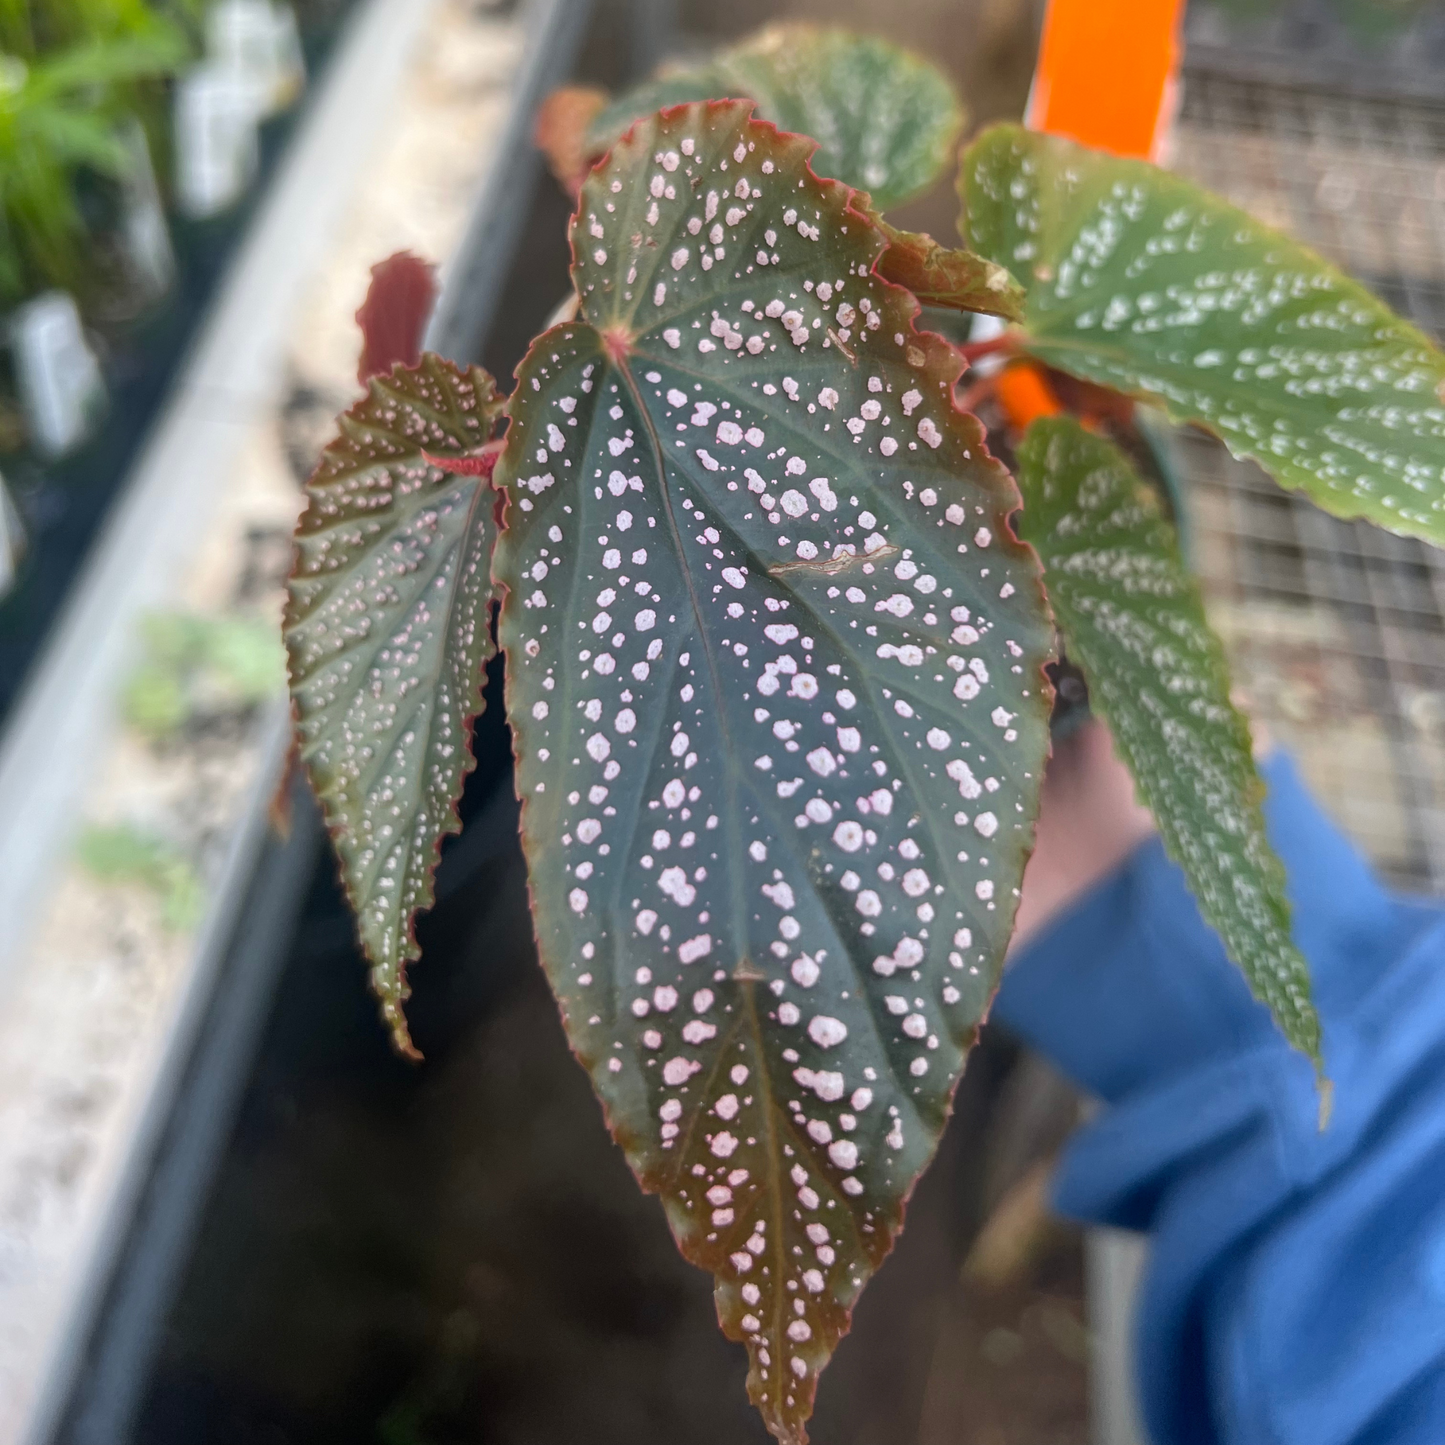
1026 0 1186 162
996 363 1063 429
994 0 1186 434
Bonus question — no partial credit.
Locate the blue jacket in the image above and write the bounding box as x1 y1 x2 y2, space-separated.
993 754 1445 1445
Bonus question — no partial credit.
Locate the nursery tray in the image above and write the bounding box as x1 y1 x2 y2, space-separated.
0 3 363 729
0 2 590 1440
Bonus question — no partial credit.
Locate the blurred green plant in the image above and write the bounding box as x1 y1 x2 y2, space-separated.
0 0 191 309
123 609 285 737
376 1310 483 1445
0 0 196 56
77 820 205 930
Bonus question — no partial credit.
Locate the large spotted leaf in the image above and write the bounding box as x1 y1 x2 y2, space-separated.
963 124 1445 548
285 357 504 1053
1016 417 1322 1069
493 102 1054 1444
583 25 964 212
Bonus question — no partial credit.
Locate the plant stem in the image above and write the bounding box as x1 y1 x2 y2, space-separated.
958 334 1015 365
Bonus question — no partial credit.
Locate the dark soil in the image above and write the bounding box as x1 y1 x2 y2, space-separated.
137 866 1088 1445
133 665 1088 1445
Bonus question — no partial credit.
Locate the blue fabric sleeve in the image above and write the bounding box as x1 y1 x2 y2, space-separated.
991 753 1445 1445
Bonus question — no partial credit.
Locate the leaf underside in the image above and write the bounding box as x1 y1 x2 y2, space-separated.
493 101 1054 1444
874 219 1025 323
585 25 965 213
355 251 437 385
963 124 1445 548
1016 416 1321 1066
284 356 505 1053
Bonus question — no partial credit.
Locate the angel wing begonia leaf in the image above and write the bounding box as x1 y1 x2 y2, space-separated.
963 123 1445 548
583 26 964 212
284 356 504 1054
1016 416 1322 1068
493 101 1054 1443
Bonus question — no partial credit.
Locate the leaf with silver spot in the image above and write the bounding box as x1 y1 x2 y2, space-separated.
963 124 1445 547
584 25 964 212
285 356 504 1052
494 101 1054 1444
1016 415 1322 1068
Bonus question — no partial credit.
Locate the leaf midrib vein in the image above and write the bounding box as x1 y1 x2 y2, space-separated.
613 349 755 985
339 479 493 940
623 338 1026 1101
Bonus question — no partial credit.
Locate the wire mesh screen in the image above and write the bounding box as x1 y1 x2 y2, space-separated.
1163 71 1445 892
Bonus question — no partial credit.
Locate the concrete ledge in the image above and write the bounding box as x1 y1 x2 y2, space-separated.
0 3 540 1439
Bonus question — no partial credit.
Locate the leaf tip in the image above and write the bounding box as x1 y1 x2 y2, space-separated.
380 989 423 1062
752 1382 810 1445
767 1421 808 1445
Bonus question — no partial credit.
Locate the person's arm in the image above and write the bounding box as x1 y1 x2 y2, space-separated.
994 723 1445 1445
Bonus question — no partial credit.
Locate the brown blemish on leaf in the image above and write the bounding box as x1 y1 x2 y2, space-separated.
768 544 900 578
873 219 1026 324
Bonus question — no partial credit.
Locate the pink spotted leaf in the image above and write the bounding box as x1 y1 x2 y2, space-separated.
285 355 505 1053
492 102 1055 1443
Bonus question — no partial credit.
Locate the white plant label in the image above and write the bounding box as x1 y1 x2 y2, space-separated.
207 0 306 116
175 64 263 218
0 472 22 600
118 120 175 302
10 293 105 459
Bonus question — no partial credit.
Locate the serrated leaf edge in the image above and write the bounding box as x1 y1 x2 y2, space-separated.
964 122 1445 548
1016 415 1324 1073
585 25 966 211
284 357 504 1057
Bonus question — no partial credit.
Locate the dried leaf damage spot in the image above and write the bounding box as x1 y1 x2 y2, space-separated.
768 544 900 578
